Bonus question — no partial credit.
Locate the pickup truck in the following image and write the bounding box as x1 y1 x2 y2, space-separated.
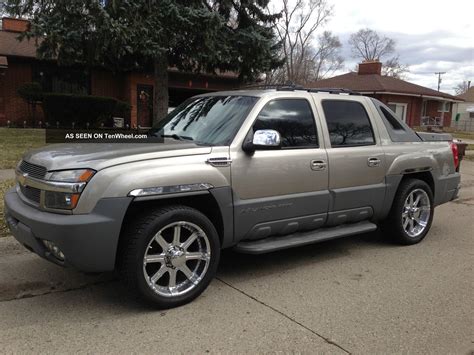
4 88 461 308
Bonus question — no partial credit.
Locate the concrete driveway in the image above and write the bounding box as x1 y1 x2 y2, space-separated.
1 163 473 354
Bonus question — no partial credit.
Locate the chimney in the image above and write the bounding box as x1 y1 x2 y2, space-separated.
2 17 30 33
358 60 382 75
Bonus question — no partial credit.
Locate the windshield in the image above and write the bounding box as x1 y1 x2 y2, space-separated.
149 95 258 146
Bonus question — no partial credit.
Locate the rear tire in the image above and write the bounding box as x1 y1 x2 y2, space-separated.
118 205 220 308
383 179 434 245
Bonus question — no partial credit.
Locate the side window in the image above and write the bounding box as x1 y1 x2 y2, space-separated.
322 100 375 147
253 99 318 148
379 106 405 131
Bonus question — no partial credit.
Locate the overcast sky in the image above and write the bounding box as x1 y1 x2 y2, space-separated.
318 0 474 94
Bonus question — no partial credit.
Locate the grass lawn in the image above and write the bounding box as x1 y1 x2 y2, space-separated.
0 179 15 238
0 128 46 238
0 128 47 169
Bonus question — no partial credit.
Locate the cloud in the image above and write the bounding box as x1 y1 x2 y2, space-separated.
324 28 473 95
274 0 474 94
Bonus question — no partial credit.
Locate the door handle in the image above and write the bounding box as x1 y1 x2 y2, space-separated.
367 157 381 167
311 160 327 171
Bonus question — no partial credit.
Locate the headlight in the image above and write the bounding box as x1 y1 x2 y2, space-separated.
44 169 95 209
48 169 95 183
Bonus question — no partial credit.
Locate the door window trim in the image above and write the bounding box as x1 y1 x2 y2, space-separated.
249 97 320 150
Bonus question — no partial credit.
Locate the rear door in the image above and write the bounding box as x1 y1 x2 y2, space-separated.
313 96 387 225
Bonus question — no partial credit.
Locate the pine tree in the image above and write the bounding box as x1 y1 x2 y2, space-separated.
6 0 282 123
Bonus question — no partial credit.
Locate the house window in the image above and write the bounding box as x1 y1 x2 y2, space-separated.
387 102 408 122
469 112 474 119
422 101 428 116
438 101 450 112
32 63 90 95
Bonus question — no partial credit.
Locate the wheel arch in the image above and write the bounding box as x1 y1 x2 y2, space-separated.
116 187 234 267
379 171 435 221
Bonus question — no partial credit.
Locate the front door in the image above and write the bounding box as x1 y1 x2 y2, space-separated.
231 97 329 241
318 97 387 225
137 84 153 128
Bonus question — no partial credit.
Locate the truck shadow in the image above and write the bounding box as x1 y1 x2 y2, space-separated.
217 230 397 279
0 229 402 314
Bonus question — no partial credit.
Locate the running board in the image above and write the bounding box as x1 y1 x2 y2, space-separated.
233 221 377 254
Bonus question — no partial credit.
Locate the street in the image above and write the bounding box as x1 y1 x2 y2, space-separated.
1 163 473 354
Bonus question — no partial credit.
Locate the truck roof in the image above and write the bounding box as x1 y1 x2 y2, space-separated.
198 87 363 98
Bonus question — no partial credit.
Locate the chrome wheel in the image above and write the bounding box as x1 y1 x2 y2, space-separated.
402 189 431 238
143 221 211 297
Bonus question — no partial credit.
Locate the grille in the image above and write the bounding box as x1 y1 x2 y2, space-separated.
19 160 47 179
19 184 41 204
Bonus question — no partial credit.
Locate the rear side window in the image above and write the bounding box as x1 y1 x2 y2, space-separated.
380 106 405 130
322 100 375 147
253 99 318 148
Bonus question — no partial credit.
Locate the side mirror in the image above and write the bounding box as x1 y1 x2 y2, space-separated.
242 129 281 154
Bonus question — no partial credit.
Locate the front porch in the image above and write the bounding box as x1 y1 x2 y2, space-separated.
420 98 452 128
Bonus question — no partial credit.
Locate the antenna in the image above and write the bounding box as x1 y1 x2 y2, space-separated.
435 72 446 91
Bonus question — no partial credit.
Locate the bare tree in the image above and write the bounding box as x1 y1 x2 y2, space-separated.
349 28 395 61
265 0 343 85
382 56 409 79
349 28 408 78
453 80 471 95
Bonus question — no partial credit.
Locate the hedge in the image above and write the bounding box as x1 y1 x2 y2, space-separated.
42 93 130 128
17 82 44 102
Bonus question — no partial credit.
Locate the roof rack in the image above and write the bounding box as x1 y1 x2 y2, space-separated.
241 83 305 91
307 88 362 96
242 84 362 96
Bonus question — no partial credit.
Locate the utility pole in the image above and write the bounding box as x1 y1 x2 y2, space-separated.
435 72 446 91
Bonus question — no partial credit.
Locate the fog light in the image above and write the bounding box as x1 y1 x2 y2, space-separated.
44 191 80 209
42 240 65 261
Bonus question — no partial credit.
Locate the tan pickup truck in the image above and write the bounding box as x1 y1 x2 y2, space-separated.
4 88 461 308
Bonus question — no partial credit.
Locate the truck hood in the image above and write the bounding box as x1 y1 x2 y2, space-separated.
22 141 212 171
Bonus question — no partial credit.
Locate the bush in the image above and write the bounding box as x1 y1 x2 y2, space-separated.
114 100 131 118
17 82 44 125
42 93 119 128
17 82 44 102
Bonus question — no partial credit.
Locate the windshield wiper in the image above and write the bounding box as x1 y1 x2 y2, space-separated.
161 134 194 141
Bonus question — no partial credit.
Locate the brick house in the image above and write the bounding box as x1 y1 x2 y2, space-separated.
308 61 462 128
0 17 239 127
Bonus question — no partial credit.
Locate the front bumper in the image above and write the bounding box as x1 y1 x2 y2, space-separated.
4 188 132 272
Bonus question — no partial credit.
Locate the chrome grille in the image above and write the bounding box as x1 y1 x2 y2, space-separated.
19 160 47 179
19 184 41 204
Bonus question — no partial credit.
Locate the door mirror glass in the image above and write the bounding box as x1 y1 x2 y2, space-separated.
253 129 281 147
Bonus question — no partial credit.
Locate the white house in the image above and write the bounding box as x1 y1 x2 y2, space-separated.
452 87 474 132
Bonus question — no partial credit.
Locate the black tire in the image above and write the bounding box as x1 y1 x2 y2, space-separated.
383 178 434 245
118 205 220 308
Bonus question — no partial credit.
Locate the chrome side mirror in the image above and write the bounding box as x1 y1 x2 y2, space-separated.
242 129 282 154
252 129 281 147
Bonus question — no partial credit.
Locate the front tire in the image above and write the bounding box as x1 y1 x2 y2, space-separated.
384 179 434 245
119 205 220 308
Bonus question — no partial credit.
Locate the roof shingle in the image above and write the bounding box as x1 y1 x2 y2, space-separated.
0 30 40 58
308 72 460 101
